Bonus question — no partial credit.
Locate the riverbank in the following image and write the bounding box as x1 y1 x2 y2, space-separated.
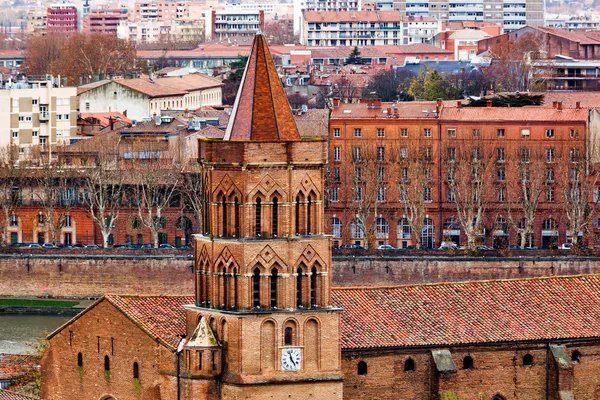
0 298 90 316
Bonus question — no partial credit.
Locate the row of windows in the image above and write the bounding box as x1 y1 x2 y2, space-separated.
356 351 583 376
76 353 140 380
332 127 580 139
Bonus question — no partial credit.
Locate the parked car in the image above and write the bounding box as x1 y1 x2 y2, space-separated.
24 243 43 248
477 245 492 251
42 243 56 249
560 243 573 250
177 245 192 250
140 244 153 249
439 241 458 250
377 244 395 250
159 243 175 249
113 244 129 249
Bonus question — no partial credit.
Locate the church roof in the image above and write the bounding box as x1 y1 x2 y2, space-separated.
186 317 220 348
224 34 301 141
49 275 600 353
333 274 600 350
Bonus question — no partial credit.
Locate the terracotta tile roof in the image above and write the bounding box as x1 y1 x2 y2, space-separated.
312 73 372 89
534 26 600 45
332 275 600 349
440 106 588 122
0 389 37 400
114 74 223 98
0 50 22 58
392 43 453 54
331 101 443 119
199 125 225 139
79 112 132 128
106 294 194 350
489 91 600 109
224 34 300 141
192 106 230 127
294 109 330 138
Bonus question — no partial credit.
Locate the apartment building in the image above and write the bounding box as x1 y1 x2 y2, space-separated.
0 78 77 158
293 0 362 34
301 11 440 46
26 8 47 34
83 8 128 34
393 0 543 32
534 57 600 91
327 99 592 249
78 75 223 121
130 0 188 22
205 8 265 41
46 3 78 34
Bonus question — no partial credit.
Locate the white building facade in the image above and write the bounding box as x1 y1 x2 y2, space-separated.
0 79 77 158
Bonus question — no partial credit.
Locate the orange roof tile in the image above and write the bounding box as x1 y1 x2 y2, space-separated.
331 101 444 119
79 112 132 127
224 34 300 141
0 389 37 400
333 275 600 349
440 106 588 122
114 74 223 98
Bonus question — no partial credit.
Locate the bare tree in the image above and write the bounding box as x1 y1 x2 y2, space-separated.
80 136 124 248
347 141 392 248
396 138 432 249
0 145 23 246
557 143 600 246
444 137 494 248
129 143 182 248
181 162 206 235
506 144 548 248
33 162 78 246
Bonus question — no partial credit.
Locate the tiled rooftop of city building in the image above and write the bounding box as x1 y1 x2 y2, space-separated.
333 274 600 349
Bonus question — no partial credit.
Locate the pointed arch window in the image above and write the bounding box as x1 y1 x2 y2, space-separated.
222 267 228 309
222 197 227 237
77 352 83 368
255 198 262 236
310 266 317 307
270 268 278 309
234 197 240 237
404 358 415 372
104 355 110 372
253 268 261 308
296 267 303 308
307 195 312 234
295 196 300 235
233 267 238 309
272 197 278 236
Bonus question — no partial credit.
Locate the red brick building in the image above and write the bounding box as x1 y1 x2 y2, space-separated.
40 35 600 400
327 99 594 249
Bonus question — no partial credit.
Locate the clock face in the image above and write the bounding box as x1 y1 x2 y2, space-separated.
281 348 301 371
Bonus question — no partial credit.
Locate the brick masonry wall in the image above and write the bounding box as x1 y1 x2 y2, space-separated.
332 256 600 287
0 254 194 298
342 342 600 400
3 254 600 297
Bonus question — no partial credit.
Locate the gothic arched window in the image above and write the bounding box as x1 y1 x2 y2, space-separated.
270 268 278 309
77 352 83 368
296 267 303 308
310 266 317 307
253 268 261 308
255 198 262 236
272 197 278 236
104 355 110 372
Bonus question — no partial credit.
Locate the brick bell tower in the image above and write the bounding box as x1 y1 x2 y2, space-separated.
182 34 343 399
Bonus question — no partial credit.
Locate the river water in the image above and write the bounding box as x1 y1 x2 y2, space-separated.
0 315 71 354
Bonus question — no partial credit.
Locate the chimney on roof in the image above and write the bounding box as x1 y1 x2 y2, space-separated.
109 116 114 131
373 99 382 108
486 100 492 108
387 107 392 117
457 101 462 110
185 107 189 118
123 110 127 117
557 102 563 111
576 101 581 110
552 101 558 107
333 98 340 108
